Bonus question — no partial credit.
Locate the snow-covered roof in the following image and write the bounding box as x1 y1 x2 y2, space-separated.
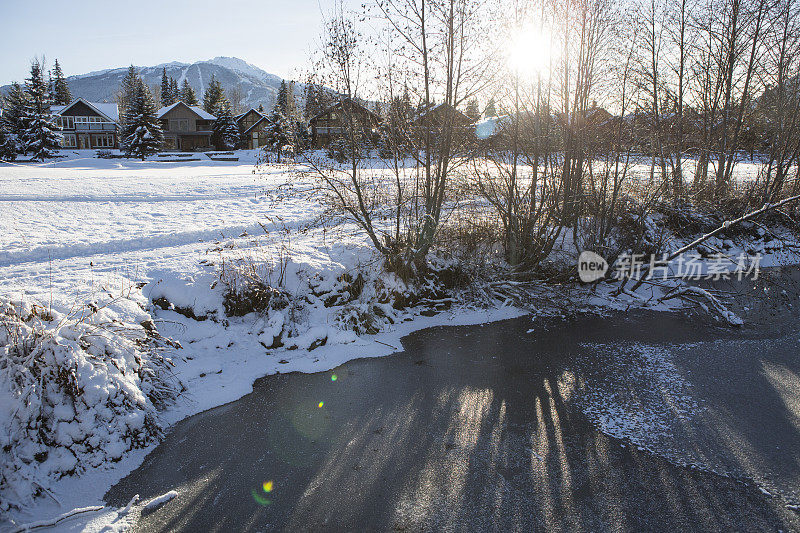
414 102 470 123
235 108 268 122
310 98 379 123
475 114 510 139
52 98 120 122
156 101 216 120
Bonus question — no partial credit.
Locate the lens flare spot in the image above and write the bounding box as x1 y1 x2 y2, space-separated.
263 480 274 493
331 374 338 381
318 401 324 408
251 489 272 506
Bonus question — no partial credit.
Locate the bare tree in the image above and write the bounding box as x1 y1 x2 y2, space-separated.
227 86 245 115
373 0 493 271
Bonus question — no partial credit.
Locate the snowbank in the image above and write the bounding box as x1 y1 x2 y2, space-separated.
0 292 181 512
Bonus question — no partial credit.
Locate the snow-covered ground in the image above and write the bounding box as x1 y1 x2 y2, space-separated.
0 151 526 529
1 150 797 530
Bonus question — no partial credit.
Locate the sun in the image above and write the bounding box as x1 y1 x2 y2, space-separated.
507 25 554 79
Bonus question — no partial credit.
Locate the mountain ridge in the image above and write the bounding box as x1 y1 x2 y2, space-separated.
2 57 299 112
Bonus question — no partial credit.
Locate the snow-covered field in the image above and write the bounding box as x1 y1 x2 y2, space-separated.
0 150 313 305
0 151 525 529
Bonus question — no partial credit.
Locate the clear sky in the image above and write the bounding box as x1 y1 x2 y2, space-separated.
0 0 338 84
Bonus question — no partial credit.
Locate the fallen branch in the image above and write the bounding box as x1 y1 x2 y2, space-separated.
631 193 800 291
12 505 105 532
659 286 743 325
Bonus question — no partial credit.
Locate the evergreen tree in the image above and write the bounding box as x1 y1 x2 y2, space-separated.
303 84 318 120
160 67 173 107
484 98 497 118
465 98 480 121
0 93 17 160
287 81 297 119
265 109 291 162
203 74 227 116
293 118 310 152
1 82 29 153
170 78 179 104
274 80 296 119
180 79 198 106
21 60 62 160
118 65 140 125
122 78 163 160
211 103 240 150
52 59 71 105
0 126 16 161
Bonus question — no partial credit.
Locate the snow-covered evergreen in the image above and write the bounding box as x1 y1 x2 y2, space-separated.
21 61 62 161
0 126 16 161
118 66 140 125
160 67 173 107
121 78 163 160
265 109 292 161
0 82 28 155
202 74 227 116
211 103 240 150
169 77 179 104
179 79 198 106
51 59 71 106
275 79 296 120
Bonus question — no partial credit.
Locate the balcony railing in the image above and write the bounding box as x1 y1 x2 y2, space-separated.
74 122 117 131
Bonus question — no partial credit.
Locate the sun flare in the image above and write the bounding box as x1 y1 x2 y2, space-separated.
507 26 554 79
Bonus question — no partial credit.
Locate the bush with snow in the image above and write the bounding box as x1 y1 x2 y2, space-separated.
0 296 181 511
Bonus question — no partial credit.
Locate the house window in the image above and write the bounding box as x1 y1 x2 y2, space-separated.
92 134 114 148
61 116 74 129
169 119 189 131
75 116 88 123
62 134 77 148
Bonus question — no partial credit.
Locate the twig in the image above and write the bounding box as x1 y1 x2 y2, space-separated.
12 505 105 532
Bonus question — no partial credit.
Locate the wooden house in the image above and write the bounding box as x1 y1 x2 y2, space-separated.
156 102 216 151
413 103 472 132
235 108 272 149
52 98 119 149
309 99 380 148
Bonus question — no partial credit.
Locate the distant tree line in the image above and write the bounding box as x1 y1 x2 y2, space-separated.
0 58 323 159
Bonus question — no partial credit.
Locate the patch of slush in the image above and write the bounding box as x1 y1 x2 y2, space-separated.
571 342 706 464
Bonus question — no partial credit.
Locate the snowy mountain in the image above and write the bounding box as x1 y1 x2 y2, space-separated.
2 57 299 112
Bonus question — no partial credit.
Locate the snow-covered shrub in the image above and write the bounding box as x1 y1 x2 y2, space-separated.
335 302 396 335
0 298 181 511
220 268 290 317
326 138 348 163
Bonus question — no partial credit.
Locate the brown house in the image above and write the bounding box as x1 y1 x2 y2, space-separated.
235 108 272 149
309 99 380 148
157 102 216 151
52 98 119 150
413 103 472 131
411 103 472 149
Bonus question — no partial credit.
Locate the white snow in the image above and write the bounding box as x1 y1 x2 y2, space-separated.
1 150 798 529
141 490 178 513
0 151 526 529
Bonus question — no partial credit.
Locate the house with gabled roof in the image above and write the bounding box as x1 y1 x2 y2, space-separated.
156 101 216 151
309 99 380 148
235 108 273 149
413 102 472 131
52 98 120 150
